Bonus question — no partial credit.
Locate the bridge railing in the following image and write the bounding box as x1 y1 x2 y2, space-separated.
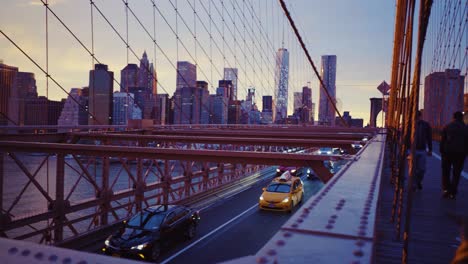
0 144 266 244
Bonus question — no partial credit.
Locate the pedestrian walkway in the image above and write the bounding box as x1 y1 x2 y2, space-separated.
374 146 467 263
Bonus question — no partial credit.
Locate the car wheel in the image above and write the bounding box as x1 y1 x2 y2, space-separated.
186 222 196 240
151 242 161 261
288 201 294 213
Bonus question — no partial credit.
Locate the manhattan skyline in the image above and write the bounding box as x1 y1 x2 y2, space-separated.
0 0 397 125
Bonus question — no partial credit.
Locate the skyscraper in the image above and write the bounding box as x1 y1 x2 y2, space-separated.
213 86 229 124
302 86 313 123
424 69 464 129
58 88 89 129
261 95 274 124
155 94 169 125
318 55 337 126
223 68 238 100
113 92 141 125
293 92 302 112
138 51 157 95
197 81 210 124
0 62 18 126
88 64 114 125
218 80 234 101
274 48 289 122
176 61 196 91
120 63 139 92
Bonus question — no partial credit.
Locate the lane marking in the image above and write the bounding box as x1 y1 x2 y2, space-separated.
431 152 468 180
160 203 258 264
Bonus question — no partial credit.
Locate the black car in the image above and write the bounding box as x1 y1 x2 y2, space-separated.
102 205 200 261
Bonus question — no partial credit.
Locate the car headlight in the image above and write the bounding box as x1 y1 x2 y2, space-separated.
276 168 280 173
131 243 149 250
318 150 322 154
259 195 264 200
282 197 289 203
327 151 332 155
290 169 296 174
104 239 110 247
306 169 311 174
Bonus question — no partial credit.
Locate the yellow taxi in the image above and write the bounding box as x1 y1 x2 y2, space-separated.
259 171 304 212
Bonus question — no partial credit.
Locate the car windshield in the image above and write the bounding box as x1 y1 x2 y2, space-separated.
127 211 166 230
266 183 291 193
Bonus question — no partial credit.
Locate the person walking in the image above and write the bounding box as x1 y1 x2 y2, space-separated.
440 111 468 199
412 110 433 190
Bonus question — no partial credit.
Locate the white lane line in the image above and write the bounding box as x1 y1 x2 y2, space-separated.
432 152 468 180
159 203 258 264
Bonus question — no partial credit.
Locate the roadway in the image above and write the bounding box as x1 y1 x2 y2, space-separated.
97 169 324 263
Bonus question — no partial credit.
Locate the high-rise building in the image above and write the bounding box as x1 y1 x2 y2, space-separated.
24 96 64 126
223 68 238 100
16 72 37 98
58 88 89 129
120 63 139 92
128 87 153 119
213 86 229 124
218 80 234 101
155 94 169 125
318 55 337 126
0 62 18 126
113 92 141 125
274 48 289 122
88 64 114 125
424 69 464 129
176 61 196 91
293 92 302 112
302 86 312 123
262 96 273 113
197 81 210 124
261 95 273 124
138 51 157 95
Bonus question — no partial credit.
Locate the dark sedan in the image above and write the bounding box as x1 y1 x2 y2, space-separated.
102 205 200 261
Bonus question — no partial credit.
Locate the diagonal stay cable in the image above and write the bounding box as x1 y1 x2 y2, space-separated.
278 0 347 127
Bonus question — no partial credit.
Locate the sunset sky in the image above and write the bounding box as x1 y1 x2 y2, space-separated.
1 0 396 125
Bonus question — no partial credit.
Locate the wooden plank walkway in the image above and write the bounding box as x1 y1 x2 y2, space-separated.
374 145 468 263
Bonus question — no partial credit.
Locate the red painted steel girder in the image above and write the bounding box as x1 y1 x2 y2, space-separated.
0 133 66 143
71 133 359 148
0 141 339 166
147 129 374 140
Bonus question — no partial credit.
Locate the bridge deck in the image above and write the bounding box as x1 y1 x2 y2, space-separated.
374 148 468 263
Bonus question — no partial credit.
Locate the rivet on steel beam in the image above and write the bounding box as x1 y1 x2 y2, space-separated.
358 231 366 236
267 249 277 256
257 256 269 264
283 232 292 238
353 250 364 257
8 247 18 255
292 223 299 228
48 254 58 262
355 240 365 247
276 240 285 246
34 252 44 260
21 249 30 256
297 218 304 223
331 215 338 219
63 257 73 264
326 224 334 229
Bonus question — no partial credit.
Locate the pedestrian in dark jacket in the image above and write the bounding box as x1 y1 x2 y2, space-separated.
440 111 468 199
412 110 432 190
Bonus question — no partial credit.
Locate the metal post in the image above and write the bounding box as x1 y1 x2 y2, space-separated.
136 157 143 212
0 152 4 236
54 153 65 242
163 160 169 205
100 155 109 226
